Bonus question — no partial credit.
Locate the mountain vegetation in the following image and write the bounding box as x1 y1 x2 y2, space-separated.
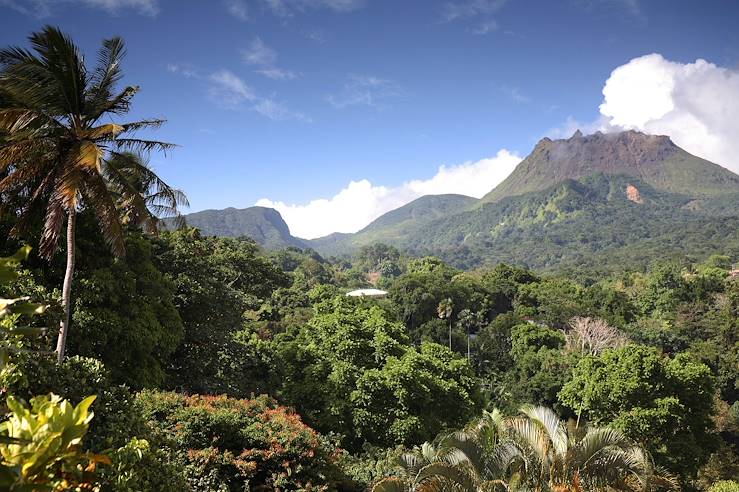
174 206 309 249
0 27 737 492
180 132 739 276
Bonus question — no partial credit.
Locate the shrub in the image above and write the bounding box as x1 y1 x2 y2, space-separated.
136 390 349 491
0 355 187 491
0 394 103 491
710 481 739 492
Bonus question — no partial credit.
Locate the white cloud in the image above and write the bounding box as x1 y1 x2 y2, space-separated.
208 69 257 108
225 0 248 20
327 75 402 109
167 63 198 78
574 0 642 18
500 85 530 103
169 64 308 121
261 0 365 16
255 98 311 122
256 149 521 238
1 0 158 16
588 53 739 172
256 67 298 80
242 37 299 80
242 37 277 66
441 0 508 34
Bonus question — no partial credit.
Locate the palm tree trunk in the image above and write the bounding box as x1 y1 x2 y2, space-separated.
467 327 470 361
448 318 452 350
55 208 76 363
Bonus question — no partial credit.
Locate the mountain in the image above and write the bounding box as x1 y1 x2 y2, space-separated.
309 131 739 271
481 130 739 203
309 194 477 256
177 206 309 250
174 131 739 273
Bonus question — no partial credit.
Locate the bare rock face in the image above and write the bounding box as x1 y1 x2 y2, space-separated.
533 130 676 177
626 184 644 204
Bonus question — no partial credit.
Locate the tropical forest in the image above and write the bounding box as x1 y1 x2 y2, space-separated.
0 2 738 492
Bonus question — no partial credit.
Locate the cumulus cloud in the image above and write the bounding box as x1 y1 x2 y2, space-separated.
1 0 159 16
593 54 739 172
256 149 521 238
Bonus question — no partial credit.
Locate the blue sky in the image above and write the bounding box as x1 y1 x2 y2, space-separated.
1 0 738 238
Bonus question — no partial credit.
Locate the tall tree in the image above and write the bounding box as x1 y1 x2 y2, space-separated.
0 27 177 361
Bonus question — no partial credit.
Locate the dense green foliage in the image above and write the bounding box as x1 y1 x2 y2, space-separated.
136 391 347 491
70 233 183 388
3 219 737 490
275 296 479 449
560 345 717 478
151 228 288 394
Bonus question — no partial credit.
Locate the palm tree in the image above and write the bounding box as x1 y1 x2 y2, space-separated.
437 298 454 350
372 407 678 492
490 406 678 492
372 441 480 492
0 27 177 362
104 151 188 233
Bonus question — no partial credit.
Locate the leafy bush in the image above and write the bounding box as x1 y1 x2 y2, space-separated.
710 481 739 492
136 390 348 491
2 354 143 451
0 394 104 491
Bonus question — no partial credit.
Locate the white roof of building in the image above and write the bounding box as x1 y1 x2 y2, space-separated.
345 288 388 298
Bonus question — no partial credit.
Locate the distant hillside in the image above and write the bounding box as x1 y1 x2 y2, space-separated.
309 194 477 256
172 131 739 272
177 206 309 250
308 131 739 271
482 130 739 203
402 173 739 271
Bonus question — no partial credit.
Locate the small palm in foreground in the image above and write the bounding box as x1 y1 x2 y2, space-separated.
373 406 678 492
373 441 479 492
497 405 678 492
0 26 181 361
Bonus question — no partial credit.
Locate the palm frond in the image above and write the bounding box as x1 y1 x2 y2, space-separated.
519 405 568 456
39 196 65 259
86 36 125 120
113 138 177 155
28 26 88 116
371 477 409 492
82 173 125 257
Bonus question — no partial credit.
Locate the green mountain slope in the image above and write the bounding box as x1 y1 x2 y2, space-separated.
177 206 309 250
482 130 739 203
405 173 739 270
309 194 477 256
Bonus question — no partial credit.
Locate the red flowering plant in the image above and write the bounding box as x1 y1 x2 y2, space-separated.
136 391 350 491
